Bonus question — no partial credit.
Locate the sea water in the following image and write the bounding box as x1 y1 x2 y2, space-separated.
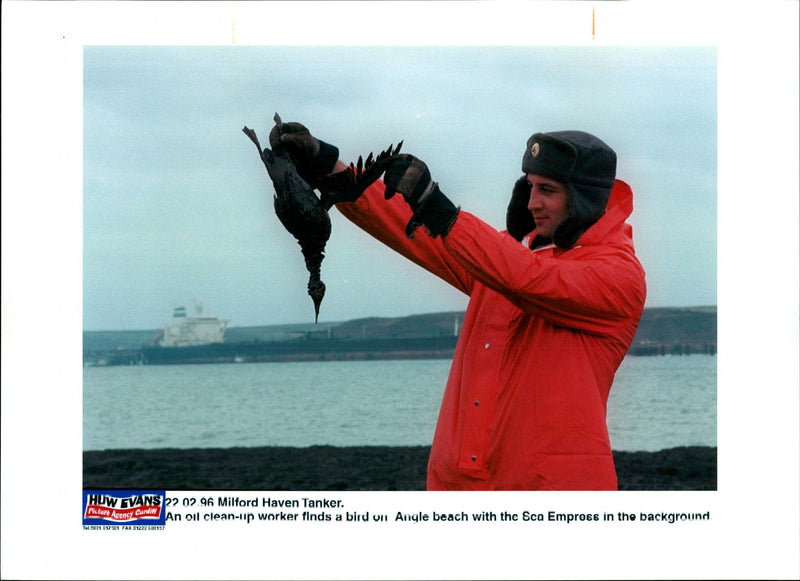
83 355 716 452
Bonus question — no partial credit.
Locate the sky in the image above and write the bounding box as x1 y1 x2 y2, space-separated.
82 43 717 330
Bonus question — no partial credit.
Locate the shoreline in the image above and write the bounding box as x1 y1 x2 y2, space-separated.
84 445 716 491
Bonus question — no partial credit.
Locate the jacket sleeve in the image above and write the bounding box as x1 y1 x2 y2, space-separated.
442 211 646 335
334 180 474 296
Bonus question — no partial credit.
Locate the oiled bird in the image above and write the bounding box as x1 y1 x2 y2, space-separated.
242 120 331 323
244 113 403 321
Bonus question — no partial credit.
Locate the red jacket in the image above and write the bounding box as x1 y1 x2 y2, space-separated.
337 178 646 490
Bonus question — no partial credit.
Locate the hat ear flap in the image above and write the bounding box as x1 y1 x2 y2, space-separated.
506 176 535 241
552 183 610 248
553 213 589 249
552 186 581 248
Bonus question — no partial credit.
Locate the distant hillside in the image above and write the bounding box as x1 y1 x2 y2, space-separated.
83 307 716 356
83 329 157 353
632 306 716 344
327 307 716 354
330 311 464 340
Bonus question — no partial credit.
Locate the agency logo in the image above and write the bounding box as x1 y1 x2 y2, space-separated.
83 490 166 526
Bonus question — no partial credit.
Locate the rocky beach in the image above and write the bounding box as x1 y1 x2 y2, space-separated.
83 445 716 491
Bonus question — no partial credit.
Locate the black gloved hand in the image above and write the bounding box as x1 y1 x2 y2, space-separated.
268 114 339 189
381 154 459 239
506 176 536 241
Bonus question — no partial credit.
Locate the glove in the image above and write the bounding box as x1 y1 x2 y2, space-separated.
506 176 536 241
268 114 339 189
381 154 459 239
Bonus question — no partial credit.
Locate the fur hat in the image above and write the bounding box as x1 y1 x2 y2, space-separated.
520 131 616 248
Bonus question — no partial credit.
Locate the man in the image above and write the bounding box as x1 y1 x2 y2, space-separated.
271 122 646 490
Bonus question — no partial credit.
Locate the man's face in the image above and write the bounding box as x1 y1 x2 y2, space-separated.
526 174 570 239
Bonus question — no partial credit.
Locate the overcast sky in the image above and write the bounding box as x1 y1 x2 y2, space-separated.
82 43 716 330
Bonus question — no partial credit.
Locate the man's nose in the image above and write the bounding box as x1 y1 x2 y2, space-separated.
528 191 542 211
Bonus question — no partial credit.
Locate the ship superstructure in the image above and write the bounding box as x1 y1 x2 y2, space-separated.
154 305 229 347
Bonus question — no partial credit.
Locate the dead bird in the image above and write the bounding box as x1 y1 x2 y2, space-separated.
243 113 403 322
242 120 331 323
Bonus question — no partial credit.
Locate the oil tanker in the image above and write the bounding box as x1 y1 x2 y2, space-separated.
128 305 458 365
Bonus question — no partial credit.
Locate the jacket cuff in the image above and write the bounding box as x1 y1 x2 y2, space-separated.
314 141 340 179
412 185 460 238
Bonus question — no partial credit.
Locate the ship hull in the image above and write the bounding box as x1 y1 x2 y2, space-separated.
140 336 459 365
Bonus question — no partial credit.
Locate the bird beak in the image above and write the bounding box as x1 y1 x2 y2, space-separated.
312 296 322 324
